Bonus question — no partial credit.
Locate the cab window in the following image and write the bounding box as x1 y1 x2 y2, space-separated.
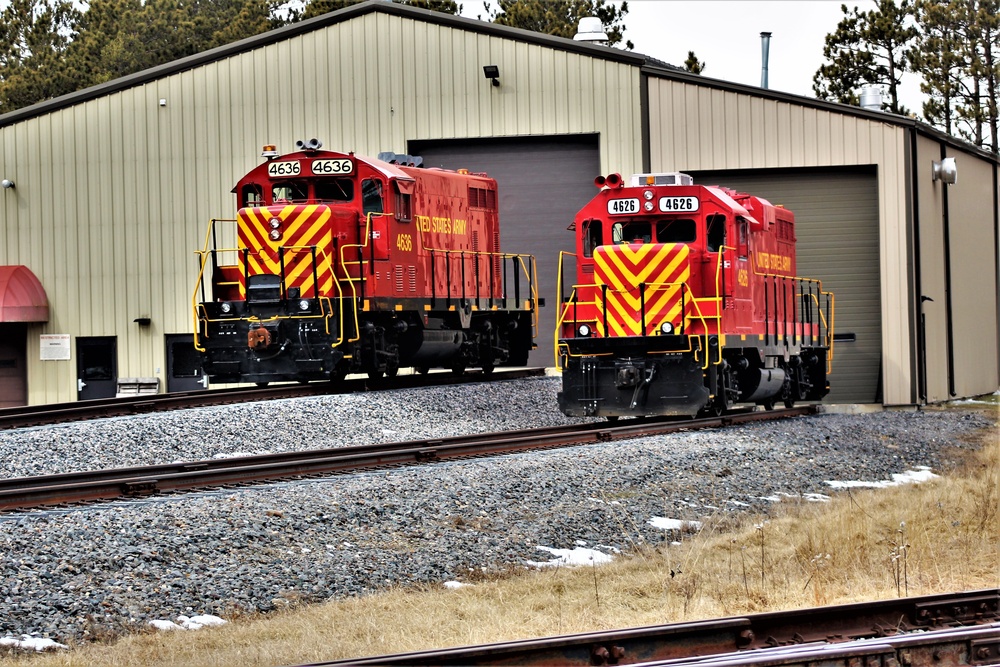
394 184 412 222
611 220 652 244
362 179 384 216
655 218 696 243
272 180 308 203
582 219 603 257
706 214 727 252
315 178 354 202
241 184 264 207
737 219 749 258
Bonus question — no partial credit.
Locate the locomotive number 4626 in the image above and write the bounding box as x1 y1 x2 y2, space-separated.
658 196 699 212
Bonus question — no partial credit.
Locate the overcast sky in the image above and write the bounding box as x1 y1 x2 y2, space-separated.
460 0 926 113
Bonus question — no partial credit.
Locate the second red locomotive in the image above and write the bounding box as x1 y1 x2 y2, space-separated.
193 140 539 385
556 171 834 418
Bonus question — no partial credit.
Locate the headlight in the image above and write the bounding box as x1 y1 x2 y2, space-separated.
660 321 674 334
220 302 232 314
269 229 282 241
577 324 591 337
643 190 653 200
298 299 311 311
269 219 281 229
644 201 654 211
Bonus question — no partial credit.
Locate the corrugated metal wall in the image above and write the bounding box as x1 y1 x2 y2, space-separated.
0 11 643 404
646 76 914 405
941 150 999 398
688 168 881 404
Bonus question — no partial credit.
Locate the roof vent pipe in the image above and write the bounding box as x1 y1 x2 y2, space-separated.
760 32 771 88
860 86 883 111
574 17 609 43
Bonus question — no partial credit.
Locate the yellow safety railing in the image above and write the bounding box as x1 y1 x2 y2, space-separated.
192 219 343 352
553 250 717 370
748 251 835 372
413 219 540 338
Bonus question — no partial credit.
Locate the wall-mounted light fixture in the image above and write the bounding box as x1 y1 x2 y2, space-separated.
1 179 14 189
483 65 500 87
159 98 167 107
932 157 958 185
134 317 151 326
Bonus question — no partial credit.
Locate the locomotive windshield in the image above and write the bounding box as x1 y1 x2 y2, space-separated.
272 180 308 203
315 178 354 203
656 218 696 243
611 218 698 245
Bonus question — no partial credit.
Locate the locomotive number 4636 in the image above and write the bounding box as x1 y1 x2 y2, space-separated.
311 159 353 175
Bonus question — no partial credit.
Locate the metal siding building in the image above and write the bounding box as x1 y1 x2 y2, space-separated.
0 0 996 406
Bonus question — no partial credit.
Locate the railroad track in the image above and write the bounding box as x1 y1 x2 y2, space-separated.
0 368 544 431
0 406 813 513
310 589 1000 666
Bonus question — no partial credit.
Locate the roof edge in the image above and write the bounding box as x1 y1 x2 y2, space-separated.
641 62 999 163
0 0 645 128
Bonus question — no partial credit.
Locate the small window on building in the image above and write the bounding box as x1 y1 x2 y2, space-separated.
394 185 412 222
362 179 384 216
612 220 652 244
315 178 354 202
706 214 727 252
582 219 603 257
273 180 308 203
242 184 264 207
655 218 697 243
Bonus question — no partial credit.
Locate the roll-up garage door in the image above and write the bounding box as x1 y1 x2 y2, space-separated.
411 136 601 368
689 167 881 404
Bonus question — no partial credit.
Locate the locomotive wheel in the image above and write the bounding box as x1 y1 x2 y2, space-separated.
368 369 384 380
385 365 399 378
783 397 796 409
451 365 466 376
415 366 429 375
255 381 269 388
329 364 348 382
605 415 619 422
481 363 495 376
761 399 775 411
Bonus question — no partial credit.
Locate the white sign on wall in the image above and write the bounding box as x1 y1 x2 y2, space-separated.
40 334 71 361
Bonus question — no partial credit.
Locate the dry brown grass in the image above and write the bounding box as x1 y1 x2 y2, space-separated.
3 405 997 667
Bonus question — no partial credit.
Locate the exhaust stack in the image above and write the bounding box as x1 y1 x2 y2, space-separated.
760 32 771 89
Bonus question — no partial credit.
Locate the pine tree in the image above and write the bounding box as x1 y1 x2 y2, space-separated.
488 0 633 50
0 0 80 113
684 51 705 74
813 0 918 114
302 0 457 21
912 0 999 153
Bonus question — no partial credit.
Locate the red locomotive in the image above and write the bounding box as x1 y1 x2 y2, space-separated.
193 140 538 385
555 171 834 418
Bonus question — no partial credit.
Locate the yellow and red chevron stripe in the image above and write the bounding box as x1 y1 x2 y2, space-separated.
592 243 691 337
237 205 334 298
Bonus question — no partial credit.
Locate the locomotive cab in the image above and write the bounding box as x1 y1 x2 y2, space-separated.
555 172 833 418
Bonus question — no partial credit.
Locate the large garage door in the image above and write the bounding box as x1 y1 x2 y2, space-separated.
412 136 601 368
690 167 881 404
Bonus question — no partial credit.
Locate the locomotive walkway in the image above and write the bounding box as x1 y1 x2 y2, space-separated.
0 406 813 513
309 589 999 666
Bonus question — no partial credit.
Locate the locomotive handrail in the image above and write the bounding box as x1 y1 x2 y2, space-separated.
414 217 540 336
748 252 835 372
192 218 238 352
336 211 385 346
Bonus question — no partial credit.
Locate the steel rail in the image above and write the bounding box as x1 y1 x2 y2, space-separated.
0 368 545 431
0 407 814 513
308 589 1000 666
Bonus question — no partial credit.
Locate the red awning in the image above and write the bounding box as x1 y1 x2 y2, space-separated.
0 265 49 323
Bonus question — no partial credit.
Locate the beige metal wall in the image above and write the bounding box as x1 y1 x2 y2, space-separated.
942 148 999 397
914 135 950 403
0 11 644 404
915 135 1000 402
646 77 914 405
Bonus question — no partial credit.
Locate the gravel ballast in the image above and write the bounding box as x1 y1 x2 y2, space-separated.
0 377 992 644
